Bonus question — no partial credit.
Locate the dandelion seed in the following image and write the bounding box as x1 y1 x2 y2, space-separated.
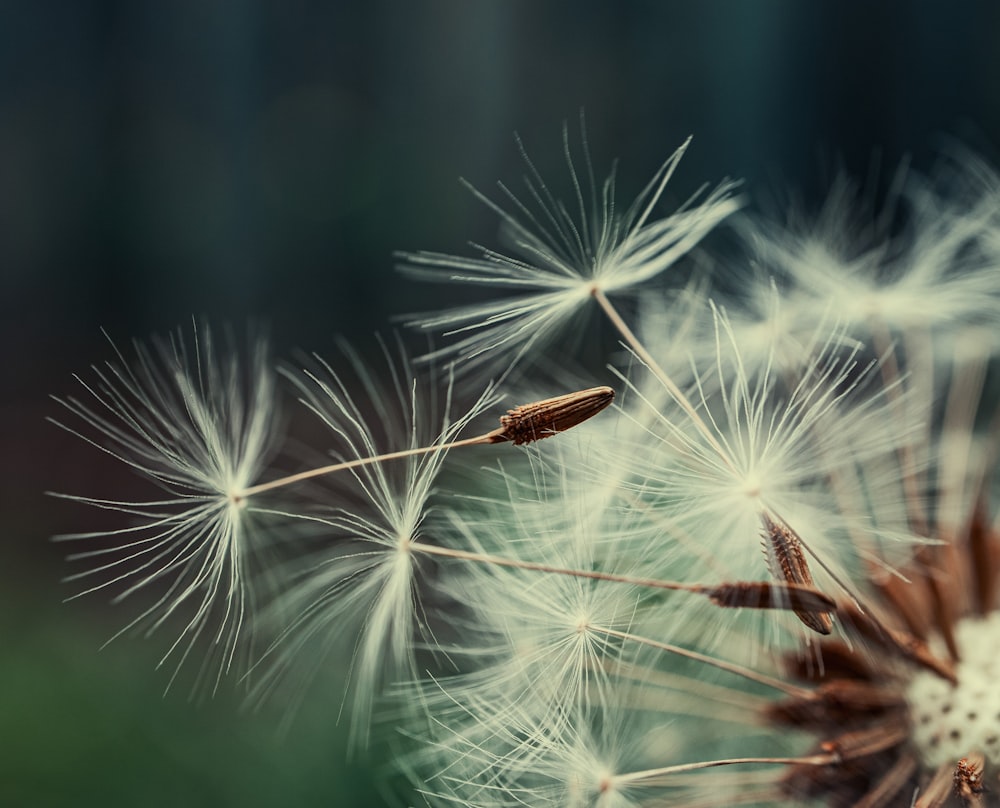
238 384 616 495
761 512 833 635
400 120 740 377
606 300 917 645
490 385 615 446
250 346 616 742
409 465 653 745
49 324 280 691
746 162 1000 342
248 346 502 743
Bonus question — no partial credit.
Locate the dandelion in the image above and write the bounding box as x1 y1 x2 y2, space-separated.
387 143 1000 806
50 127 1000 807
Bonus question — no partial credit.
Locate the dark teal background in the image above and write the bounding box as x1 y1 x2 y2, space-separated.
3 1 999 805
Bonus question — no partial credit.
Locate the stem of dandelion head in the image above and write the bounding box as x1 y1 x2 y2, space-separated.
589 285 735 472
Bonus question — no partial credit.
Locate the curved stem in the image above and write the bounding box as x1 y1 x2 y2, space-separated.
238 434 495 498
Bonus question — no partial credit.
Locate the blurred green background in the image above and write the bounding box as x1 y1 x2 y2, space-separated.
3 1 1000 805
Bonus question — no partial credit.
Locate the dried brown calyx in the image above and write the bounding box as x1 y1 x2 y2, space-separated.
486 386 615 446
766 492 1000 808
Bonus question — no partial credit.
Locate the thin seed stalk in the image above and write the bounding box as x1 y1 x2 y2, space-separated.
237 386 614 499
412 541 834 616
608 752 837 787
590 285 735 471
237 436 494 498
594 626 810 697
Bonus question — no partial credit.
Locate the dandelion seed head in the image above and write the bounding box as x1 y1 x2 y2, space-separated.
52 127 1000 808
748 160 1000 345
907 611 1000 769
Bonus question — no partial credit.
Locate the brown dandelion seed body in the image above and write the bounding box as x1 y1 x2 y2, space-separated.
707 581 836 615
766 680 906 728
760 512 834 635
488 386 615 446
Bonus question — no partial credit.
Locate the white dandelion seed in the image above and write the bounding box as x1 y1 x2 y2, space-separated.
608 302 926 646
247 346 502 743
400 121 741 378
49 324 280 692
745 161 1000 342
412 675 819 808
246 344 615 742
420 476 648 738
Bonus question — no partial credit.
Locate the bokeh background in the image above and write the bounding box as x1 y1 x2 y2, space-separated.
3 1 999 805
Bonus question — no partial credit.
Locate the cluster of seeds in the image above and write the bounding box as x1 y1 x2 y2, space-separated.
54 126 1000 805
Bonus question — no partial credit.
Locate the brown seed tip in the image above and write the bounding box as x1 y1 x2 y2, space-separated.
760 511 834 635
489 386 615 446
